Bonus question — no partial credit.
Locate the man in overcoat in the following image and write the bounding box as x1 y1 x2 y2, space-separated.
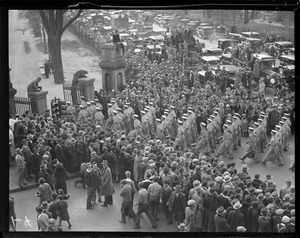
101 160 114 207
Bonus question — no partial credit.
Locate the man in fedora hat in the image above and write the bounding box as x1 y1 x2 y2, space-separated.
257 207 271 232
227 201 245 232
214 206 230 232
167 184 187 225
101 160 114 207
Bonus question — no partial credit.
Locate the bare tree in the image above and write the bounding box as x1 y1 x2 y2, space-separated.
244 10 255 25
39 10 83 84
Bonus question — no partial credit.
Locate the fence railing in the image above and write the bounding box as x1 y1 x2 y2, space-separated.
62 83 82 105
14 96 32 116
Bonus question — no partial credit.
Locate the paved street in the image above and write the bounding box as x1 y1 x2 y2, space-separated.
10 133 294 232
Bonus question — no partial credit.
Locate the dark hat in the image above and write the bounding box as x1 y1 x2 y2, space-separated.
216 206 226 215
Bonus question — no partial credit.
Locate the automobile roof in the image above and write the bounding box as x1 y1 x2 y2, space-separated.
201 56 221 61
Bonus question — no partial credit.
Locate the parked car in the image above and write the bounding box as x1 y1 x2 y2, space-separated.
205 48 223 59
279 54 294 67
198 26 214 39
217 39 238 50
245 38 263 49
221 47 233 64
274 41 293 55
200 56 221 67
227 33 244 43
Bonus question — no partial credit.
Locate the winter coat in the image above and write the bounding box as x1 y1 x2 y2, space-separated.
101 167 114 196
214 213 230 232
53 165 68 194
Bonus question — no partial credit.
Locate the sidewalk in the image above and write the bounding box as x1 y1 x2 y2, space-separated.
9 162 79 193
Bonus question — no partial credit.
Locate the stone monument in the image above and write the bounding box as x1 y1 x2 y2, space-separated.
99 43 126 91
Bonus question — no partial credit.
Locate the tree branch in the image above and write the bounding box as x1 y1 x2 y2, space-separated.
60 9 83 34
39 10 50 35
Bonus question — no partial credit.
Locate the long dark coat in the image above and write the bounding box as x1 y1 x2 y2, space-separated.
203 193 219 232
76 141 86 164
53 165 68 194
69 144 79 169
54 144 65 164
214 213 230 232
227 209 245 232
58 200 70 220
247 206 259 232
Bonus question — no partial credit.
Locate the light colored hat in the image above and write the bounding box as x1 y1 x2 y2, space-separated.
223 175 231 183
149 163 155 168
282 216 290 223
187 200 195 206
233 201 242 210
216 206 226 215
237 226 247 232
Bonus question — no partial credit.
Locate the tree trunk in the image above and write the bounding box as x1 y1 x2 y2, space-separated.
51 38 64 84
233 10 236 25
221 10 224 25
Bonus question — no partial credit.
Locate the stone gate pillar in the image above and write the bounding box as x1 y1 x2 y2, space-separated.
77 77 95 102
99 43 126 91
27 90 48 115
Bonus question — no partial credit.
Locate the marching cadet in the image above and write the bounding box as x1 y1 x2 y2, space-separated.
252 122 261 153
134 114 143 136
210 115 217 145
206 118 216 153
86 102 92 121
182 116 191 148
260 112 268 146
112 110 121 131
165 111 175 139
239 127 260 163
169 105 178 137
145 106 155 137
232 116 239 150
95 107 104 127
225 119 234 152
107 103 114 119
78 105 87 124
111 98 118 111
123 105 132 134
80 96 87 107
156 118 164 140
234 113 242 147
141 111 150 138
213 109 222 139
215 123 233 159
66 102 76 122
95 98 102 109
90 101 97 121
195 122 211 156
160 115 169 139
177 120 187 152
117 108 125 131
126 102 135 130
257 118 266 153
275 125 285 165
148 102 157 130
218 103 225 121
262 129 283 166
281 115 291 151
187 109 197 142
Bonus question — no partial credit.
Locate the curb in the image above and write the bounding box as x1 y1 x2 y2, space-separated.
10 173 80 193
